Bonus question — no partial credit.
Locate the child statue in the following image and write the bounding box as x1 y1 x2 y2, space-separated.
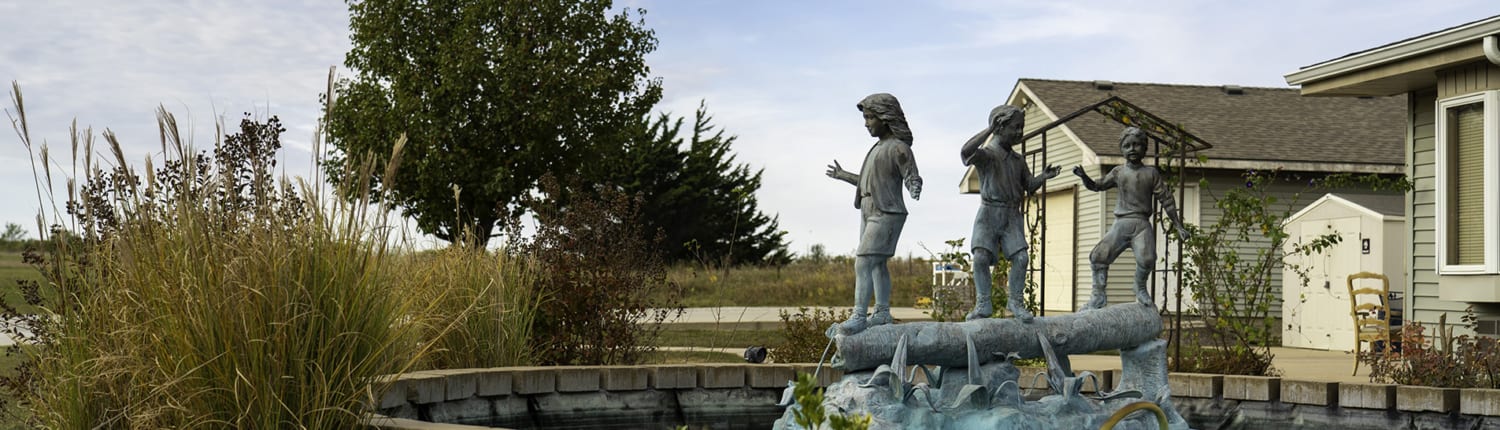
825 93 923 335
1073 127 1188 310
959 105 1060 322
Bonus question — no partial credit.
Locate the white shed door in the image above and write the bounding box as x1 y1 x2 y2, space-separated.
1290 217 1363 351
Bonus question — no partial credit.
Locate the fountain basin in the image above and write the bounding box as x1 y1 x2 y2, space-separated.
364 364 1500 429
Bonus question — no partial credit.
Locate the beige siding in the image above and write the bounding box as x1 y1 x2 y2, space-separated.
1073 167 1108 309
1015 102 1093 315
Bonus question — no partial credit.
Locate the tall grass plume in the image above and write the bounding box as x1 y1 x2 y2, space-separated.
0 80 542 428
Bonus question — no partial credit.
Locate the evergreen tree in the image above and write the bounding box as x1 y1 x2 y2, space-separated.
601 103 790 266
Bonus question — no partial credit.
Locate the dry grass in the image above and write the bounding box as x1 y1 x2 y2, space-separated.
671 257 932 308
2 81 544 428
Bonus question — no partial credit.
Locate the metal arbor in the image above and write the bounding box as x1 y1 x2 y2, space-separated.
1009 96 1211 352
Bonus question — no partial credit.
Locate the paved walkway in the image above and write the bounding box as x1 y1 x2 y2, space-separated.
665 307 1374 384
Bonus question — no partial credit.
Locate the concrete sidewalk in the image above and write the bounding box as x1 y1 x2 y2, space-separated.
665 306 934 331
665 307 1375 384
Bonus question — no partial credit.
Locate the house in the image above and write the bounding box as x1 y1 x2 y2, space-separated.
962 78 1406 316
1284 14 1500 336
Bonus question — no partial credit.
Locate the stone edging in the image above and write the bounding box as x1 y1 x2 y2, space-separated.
363 365 1500 429
1164 372 1497 415
363 364 841 429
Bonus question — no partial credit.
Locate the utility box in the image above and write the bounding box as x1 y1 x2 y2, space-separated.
1281 193 1405 352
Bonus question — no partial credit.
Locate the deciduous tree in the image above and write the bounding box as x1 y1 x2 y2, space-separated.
324 0 662 247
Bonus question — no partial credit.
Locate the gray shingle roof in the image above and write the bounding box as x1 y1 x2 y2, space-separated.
1019 79 1406 166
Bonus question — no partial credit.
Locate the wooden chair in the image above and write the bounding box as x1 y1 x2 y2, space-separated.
1347 271 1393 376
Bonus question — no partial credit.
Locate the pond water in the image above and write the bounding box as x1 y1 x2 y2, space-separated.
480 406 784 430
474 398 1490 430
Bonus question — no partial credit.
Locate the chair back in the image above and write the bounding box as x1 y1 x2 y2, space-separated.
1347 271 1391 335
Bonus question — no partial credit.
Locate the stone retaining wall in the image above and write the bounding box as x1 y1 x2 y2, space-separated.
364 364 841 429
364 365 1500 429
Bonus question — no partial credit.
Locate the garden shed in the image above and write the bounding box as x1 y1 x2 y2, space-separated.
1281 193 1405 351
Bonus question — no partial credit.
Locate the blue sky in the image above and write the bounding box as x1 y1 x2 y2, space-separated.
1 1 1495 256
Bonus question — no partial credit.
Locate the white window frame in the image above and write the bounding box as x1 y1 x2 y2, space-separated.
1436 90 1500 274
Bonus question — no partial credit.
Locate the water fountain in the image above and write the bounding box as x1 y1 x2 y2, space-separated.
771 303 1184 429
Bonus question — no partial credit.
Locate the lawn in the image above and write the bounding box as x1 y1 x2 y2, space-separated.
0 252 42 314
655 328 783 349
669 257 932 308
0 252 39 428
642 350 744 364
0 348 30 429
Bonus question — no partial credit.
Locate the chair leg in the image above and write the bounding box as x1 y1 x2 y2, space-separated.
1351 339 1360 376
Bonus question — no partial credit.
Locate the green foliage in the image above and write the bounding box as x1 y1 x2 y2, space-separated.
1315 172 1415 192
774 307 848 363
601 103 790 266
1175 169 1342 375
802 244 832 265
525 175 684 365
0 224 24 252
922 238 1011 322
1366 308 1500 388
790 373 872 430
324 0 663 248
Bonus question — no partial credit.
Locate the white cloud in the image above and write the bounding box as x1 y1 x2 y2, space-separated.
2 0 1497 256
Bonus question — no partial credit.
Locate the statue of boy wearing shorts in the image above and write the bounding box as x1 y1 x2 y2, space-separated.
1073 127 1187 310
825 93 923 335
960 105 1060 322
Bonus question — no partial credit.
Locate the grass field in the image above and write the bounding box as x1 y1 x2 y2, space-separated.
669 258 933 308
0 348 30 429
642 350 744 364
0 252 41 315
655 328 783 349
0 252 36 427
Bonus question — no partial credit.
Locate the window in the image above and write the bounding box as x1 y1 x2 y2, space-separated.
1437 91 1500 274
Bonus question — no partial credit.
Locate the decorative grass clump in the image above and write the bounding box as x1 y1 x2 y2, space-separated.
1 81 543 428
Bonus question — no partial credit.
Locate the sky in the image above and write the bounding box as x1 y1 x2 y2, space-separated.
0 1 1496 257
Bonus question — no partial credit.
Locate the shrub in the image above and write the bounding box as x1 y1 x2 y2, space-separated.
1365 309 1500 388
789 372 871 430
1174 169 1341 375
774 307 849 363
524 175 684 365
922 238 1015 322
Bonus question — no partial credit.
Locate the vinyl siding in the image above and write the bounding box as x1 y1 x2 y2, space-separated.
1410 61 1500 329
1091 170 1399 317
1015 101 1090 314
1437 61 1500 99
1408 88 1468 327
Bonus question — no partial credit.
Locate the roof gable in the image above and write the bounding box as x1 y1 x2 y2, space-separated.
1018 79 1406 168
1286 193 1406 223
